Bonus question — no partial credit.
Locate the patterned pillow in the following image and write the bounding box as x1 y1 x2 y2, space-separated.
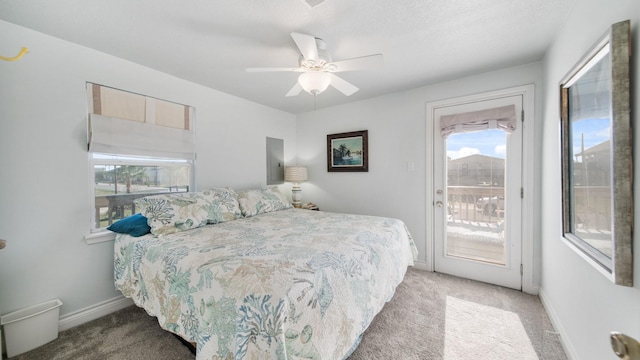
135 191 214 236
207 188 242 224
237 186 292 217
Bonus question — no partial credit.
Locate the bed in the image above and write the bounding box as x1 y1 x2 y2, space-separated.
112 187 418 360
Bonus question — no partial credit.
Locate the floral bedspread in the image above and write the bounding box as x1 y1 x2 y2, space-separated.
114 208 418 360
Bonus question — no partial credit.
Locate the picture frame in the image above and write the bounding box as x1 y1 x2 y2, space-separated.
559 20 632 286
327 130 368 172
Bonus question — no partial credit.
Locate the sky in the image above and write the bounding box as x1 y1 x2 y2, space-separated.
446 129 507 160
570 117 610 157
445 118 610 161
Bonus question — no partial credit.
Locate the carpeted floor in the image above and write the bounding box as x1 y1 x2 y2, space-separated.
5 268 566 359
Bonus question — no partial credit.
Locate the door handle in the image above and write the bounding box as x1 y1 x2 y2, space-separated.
435 201 444 207
611 332 640 359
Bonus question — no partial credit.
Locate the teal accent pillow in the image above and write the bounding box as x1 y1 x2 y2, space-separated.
107 213 151 237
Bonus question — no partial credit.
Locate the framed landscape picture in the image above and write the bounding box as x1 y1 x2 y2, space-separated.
327 130 368 172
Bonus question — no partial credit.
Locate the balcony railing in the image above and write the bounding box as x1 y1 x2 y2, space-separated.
95 185 189 228
446 186 505 264
448 185 611 227
447 186 505 223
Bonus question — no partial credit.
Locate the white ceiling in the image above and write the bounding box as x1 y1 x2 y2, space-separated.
0 0 576 114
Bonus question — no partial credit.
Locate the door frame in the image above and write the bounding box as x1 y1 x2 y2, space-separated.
425 84 537 294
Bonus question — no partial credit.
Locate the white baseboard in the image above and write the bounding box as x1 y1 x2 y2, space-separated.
522 281 539 295
58 296 133 332
412 260 429 271
538 287 577 360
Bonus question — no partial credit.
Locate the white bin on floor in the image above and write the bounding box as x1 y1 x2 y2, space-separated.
1 299 63 357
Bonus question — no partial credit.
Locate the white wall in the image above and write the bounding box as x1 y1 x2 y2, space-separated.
540 1 640 359
0 20 296 318
295 63 543 278
4 2 639 356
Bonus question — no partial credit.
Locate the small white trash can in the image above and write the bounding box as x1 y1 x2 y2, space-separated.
1 299 63 357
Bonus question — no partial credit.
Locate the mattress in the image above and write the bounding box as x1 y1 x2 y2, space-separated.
114 208 417 359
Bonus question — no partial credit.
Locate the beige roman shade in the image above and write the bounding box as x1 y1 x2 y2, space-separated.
440 105 516 139
87 83 195 159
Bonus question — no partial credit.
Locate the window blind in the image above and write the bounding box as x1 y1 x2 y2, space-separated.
440 104 516 139
87 83 195 159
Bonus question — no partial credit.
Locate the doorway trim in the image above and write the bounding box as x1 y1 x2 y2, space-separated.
425 84 537 294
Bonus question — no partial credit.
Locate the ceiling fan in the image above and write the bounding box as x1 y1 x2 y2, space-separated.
246 32 383 97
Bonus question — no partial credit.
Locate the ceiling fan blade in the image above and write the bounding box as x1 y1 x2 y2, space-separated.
246 67 303 72
328 73 359 96
329 54 383 72
285 82 303 97
290 32 319 61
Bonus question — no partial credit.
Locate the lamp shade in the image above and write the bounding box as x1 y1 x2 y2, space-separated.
284 166 308 182
298 72 331 95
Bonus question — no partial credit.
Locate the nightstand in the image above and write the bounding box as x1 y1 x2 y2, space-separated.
301 203 319 211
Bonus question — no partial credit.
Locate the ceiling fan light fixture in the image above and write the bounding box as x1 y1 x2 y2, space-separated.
298 71 331 95
247 32 381 98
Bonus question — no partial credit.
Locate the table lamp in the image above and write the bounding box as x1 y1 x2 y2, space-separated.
284 166 308 208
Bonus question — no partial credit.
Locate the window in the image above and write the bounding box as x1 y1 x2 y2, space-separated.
87 83 195 233
91 154 191 230
559 20 632 286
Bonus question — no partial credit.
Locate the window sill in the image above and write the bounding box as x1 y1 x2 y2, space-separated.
84 231 116 245
559 235 613 282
